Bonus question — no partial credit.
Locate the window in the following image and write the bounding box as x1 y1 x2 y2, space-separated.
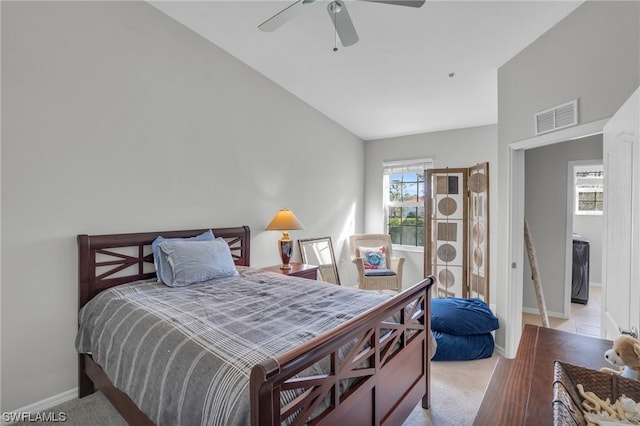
574 165 604 215
383 159 433 248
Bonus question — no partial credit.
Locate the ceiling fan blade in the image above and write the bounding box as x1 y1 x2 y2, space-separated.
258 0 306 32
359 0 426 8
327 1 359 47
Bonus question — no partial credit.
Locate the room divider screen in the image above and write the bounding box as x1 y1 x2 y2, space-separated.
425 162 489 303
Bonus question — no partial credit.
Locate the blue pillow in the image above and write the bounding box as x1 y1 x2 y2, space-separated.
431 330 494 361
431 297 499 336
152 230 214 285
157 238 238 287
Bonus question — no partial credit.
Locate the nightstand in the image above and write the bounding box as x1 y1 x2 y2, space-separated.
261 263 319 280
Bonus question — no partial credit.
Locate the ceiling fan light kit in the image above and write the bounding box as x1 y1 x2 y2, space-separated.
258 0 426 48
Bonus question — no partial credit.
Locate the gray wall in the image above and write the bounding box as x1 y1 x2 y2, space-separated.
1 1 364 411
523 134 602 315
498 2 640 145
363 125 498 294
496 1 639 348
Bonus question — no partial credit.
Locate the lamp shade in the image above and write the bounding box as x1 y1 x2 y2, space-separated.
265 208 304 231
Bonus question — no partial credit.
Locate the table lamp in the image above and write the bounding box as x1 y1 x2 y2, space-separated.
265 208 304 269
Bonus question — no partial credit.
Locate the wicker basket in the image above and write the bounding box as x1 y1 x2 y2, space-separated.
553 361 640 425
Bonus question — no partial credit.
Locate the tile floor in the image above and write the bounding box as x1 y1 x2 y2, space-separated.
522 285 601 337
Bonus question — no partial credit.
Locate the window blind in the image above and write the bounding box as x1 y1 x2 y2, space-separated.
383 158 433 174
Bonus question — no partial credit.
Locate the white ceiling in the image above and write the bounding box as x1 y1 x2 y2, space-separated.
150 0 583 140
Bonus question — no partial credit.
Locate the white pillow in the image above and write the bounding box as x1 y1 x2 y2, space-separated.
157 238 238 287
358 246 387 269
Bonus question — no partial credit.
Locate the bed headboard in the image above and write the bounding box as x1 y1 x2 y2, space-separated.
77 226 251 310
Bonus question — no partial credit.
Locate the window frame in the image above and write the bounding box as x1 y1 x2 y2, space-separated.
575 186 604 215
574 167 604 216
382 158 433 251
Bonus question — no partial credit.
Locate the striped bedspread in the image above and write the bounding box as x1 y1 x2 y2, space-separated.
75 268 394 426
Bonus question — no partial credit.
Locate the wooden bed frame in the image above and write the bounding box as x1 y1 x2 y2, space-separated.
77 226 434 425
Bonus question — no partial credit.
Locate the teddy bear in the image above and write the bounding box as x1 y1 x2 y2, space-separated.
601 335 640 380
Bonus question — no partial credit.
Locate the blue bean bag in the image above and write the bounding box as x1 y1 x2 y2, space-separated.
430 297 499 361
431 330 495 361
431 297 499 336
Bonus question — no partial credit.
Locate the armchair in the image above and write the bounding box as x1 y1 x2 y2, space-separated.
348 234 405 292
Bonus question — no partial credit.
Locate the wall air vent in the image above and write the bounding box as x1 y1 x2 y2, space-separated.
535 99 578 135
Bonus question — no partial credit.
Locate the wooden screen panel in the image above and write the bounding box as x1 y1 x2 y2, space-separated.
425 163 490 303
468 162 490 302
425 169 468 298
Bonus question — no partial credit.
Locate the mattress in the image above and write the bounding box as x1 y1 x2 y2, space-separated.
75 267 396 426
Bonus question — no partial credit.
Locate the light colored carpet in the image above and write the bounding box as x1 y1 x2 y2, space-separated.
12 392 127 426
403 354 500 426
14 355 498 426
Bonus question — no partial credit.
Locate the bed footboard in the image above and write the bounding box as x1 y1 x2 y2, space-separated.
250 276 434 426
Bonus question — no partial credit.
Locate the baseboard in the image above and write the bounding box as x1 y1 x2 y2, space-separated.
2 388 77 426
522 306 566 319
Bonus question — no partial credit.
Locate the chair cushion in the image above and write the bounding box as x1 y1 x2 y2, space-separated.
359 246 386 269
431 297 499 336
364 268 396 277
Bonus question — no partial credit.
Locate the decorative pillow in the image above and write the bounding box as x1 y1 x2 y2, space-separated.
359 246 386 269
431 330 494 361
431 297 499 336
157 237 237 287
152 230 214 285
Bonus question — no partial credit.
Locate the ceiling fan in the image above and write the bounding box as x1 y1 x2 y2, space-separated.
258 0 425 48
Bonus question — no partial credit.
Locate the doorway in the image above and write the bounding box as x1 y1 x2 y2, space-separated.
519 136 603 336
567 161 603 336
504 118 609 357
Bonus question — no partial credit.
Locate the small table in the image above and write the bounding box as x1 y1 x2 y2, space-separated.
474 324 612 425
261 263 319 280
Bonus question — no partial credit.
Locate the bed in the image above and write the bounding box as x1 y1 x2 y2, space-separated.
76 226 435 425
